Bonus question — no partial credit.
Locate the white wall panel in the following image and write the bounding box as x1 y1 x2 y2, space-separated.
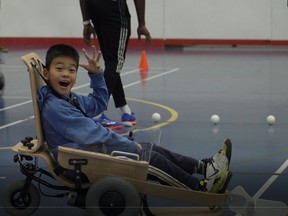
0 0 287 41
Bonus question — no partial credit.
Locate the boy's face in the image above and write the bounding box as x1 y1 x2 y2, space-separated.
43 56 77 98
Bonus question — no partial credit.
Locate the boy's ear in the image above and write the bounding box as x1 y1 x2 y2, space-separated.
42 68 49 80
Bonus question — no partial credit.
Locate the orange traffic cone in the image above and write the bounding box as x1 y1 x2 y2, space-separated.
139 50 149 71
139 50 149 85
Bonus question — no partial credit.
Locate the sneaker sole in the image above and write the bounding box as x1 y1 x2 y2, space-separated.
122 121 137 126
106 125 124 129
224 139 232 169
208 171 233 211
218 171 233 194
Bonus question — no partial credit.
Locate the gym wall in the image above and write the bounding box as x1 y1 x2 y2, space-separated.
0 0 288 47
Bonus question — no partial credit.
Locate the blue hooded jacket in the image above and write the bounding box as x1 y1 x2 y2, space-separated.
37 72 138 154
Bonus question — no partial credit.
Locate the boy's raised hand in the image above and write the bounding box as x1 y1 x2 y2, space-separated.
79 45 102 74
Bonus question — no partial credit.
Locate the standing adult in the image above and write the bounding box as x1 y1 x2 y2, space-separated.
79 0 151 129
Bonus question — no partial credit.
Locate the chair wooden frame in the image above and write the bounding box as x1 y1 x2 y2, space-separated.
7 52 232 216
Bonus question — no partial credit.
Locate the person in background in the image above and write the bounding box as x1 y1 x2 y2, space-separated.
79 0 152 129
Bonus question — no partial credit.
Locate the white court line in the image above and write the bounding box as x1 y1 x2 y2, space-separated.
69 69 139 90
235 159 288 216
0 69 142 110
124 68 180 88
253 159 288 199
0 147 12 150
120 68 142 76
74 68 179 89
0 100 32 112
0 68 179 130
0 96 31 99
0 115 34 130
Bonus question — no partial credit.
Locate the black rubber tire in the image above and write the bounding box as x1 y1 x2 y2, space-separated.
0 71 5 96
86 176 141 216
2 180 40 216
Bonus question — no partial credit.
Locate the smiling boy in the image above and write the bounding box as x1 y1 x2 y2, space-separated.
38 44 232 193
39 44 140 154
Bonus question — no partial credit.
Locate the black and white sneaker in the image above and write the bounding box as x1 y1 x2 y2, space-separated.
202 139 232 180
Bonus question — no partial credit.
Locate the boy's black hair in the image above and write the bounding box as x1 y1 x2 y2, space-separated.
45 44 79 70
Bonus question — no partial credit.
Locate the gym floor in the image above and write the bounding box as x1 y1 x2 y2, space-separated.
0 45 287 215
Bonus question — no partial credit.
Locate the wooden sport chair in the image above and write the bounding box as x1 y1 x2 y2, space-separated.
7 52 233 216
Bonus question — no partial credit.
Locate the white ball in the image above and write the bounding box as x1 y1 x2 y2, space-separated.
210 114 220 124
152 113 161 122
266 115 276 125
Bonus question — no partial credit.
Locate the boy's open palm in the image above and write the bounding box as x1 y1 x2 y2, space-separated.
79 46 102 74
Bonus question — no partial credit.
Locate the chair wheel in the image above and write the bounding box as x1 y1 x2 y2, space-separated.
86 176 140 216
2 180 40 216
0 71 5 96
